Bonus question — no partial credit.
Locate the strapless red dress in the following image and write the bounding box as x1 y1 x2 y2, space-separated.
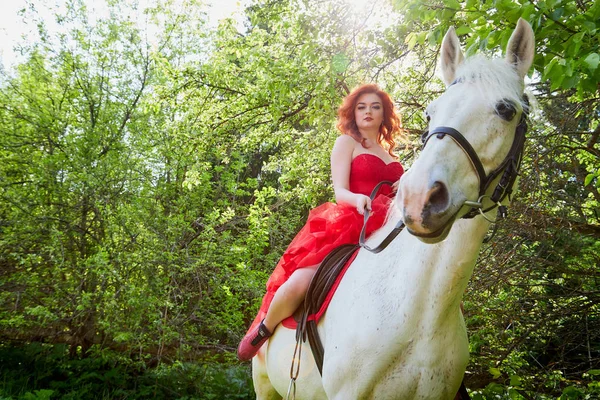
247 153 404 332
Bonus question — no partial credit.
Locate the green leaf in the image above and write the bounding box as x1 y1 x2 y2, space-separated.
585 173 598 186
331 53 350 73
506 7 522 23
508 387 525 399
570 31 585 44
562 75 579 90
455 26 472 36
561 386 584 396
444 0 461 9
566 32 585 57
489 367 502 379
427 30 441 47
509 374 523 386
583 53 599 71
543 57 559 80
465 0 478 9
485 382 506 394
582 21 596 34
551 7 564 20
405 32 418 49
581 77 598 93
546 0 563 8
551 72 565 90
520 3 535 20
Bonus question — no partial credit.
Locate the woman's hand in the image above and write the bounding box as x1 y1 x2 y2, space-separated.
355 194 372 215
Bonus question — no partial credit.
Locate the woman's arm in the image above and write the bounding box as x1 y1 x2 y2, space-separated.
331 135 372 215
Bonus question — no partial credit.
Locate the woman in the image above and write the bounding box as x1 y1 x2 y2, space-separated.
238 84 405 361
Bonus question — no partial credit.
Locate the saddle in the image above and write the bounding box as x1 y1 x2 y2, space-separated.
295 179 403 373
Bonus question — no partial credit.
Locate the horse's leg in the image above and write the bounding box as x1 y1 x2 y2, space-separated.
252 349 282 400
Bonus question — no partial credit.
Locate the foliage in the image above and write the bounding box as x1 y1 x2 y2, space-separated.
386 0 600 395
0 343 253 399
395 0 600 96
0 0 410 396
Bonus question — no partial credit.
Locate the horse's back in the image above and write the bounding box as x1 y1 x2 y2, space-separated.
254 229 468 399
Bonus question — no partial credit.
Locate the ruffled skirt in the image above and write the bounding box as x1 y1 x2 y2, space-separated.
247 193 395 332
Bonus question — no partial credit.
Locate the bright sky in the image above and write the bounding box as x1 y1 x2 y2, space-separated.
0 0 247 69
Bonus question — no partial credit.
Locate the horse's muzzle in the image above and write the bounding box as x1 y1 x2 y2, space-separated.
401 179 459 242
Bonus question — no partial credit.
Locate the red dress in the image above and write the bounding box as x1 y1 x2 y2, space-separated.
247 153 404 332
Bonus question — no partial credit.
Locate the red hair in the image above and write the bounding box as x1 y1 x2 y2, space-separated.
336 84 403 157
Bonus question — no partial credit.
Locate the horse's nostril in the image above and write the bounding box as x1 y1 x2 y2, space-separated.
427 181 449 213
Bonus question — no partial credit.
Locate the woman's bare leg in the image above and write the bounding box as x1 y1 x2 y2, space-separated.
262 265 318 332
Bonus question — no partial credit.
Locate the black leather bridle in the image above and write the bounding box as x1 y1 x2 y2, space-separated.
420 94 529 220
358 94 529 251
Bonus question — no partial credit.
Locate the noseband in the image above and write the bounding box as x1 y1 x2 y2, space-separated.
421 95 529 220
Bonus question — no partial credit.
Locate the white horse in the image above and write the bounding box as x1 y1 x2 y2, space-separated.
252 18 535 399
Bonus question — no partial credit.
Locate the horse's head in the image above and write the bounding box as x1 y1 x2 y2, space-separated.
398 18 534 243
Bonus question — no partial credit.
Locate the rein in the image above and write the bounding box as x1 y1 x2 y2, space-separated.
358 180 405 252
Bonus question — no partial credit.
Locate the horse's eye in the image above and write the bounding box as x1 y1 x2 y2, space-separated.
496 100 517 121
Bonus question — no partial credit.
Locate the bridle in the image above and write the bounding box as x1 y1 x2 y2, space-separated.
421 94 530 221
358 94 529 252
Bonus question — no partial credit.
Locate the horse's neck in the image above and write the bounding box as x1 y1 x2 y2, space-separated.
428 217 491 305
370 215 491 326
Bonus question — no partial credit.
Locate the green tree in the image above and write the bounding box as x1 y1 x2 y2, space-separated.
0 0 411 363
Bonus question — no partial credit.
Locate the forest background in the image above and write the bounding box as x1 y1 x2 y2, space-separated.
0 0 598 398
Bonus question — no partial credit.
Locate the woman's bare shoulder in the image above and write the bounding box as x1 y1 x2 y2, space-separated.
334 134 357 148
335 134 356 143
331 134 357 165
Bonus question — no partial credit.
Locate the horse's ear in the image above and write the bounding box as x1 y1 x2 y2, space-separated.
440 26 465 86
505 18 535 79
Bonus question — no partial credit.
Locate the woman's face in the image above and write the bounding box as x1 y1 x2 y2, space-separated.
354 93 384 133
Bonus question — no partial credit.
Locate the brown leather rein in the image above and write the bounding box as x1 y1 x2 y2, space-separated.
358 180 406 252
